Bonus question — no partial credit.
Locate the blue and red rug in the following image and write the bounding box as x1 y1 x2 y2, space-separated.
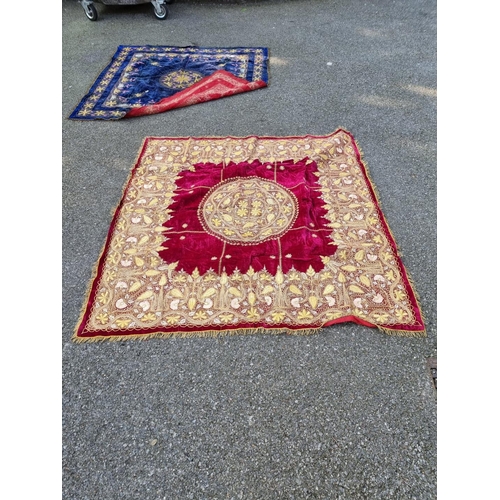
69 45 269 120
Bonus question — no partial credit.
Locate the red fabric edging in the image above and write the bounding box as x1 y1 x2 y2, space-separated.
125 70 267 117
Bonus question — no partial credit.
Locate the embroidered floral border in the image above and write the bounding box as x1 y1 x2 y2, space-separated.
74 129 425 341
69 46 269 120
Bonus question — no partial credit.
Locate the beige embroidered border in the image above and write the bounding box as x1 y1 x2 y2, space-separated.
73 129 425 341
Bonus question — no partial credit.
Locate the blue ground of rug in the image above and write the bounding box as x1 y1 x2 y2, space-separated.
69 45 269 120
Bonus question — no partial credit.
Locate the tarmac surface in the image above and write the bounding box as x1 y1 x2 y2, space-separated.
62 0 437 498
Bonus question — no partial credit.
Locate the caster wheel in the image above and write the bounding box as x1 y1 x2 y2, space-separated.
153 4 168 19
83 3 98 21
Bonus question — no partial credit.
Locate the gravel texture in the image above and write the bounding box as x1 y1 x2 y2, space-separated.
62 1 437 498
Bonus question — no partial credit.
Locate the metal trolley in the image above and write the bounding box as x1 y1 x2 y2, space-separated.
79 0 173 21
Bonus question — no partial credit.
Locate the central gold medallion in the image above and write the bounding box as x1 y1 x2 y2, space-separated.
159 70 203 89
199 177 298 245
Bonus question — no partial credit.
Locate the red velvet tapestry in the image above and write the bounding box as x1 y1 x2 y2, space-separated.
74 130 425 341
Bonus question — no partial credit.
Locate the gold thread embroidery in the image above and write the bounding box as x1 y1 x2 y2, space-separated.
75 130 425 338
198 176 298 245
159 70 204 89
74 47 267 119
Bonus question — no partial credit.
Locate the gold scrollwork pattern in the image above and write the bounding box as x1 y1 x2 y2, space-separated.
199 176 298 245
73 46 266 119
80 131 423 336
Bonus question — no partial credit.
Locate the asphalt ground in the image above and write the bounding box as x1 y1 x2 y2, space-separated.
62 1 437 498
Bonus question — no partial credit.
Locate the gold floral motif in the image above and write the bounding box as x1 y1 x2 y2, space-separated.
159 70 204 89
199 176 298 244
78 131 424 337
74 47 266 119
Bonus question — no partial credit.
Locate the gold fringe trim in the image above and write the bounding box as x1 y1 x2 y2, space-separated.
142 127 351 142
375 325 427 338
347 129 427 337
72 326 322 343
72 130 428 342
72 138 151 340
72 321 425 343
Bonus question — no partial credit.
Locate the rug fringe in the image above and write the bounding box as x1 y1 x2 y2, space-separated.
72 129 427 342
406 273 427 331
342 128 427 336
73 139 151 341
72 240 108 341
109 137 150 218
342 129 400 251
72 326 322 343
375 325 427 338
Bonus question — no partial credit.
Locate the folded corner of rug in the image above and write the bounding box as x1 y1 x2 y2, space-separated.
68 45 270 120
125 70 268 118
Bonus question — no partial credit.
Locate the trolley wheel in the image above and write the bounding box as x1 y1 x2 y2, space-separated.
153 4 168 19
83 3 98 21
